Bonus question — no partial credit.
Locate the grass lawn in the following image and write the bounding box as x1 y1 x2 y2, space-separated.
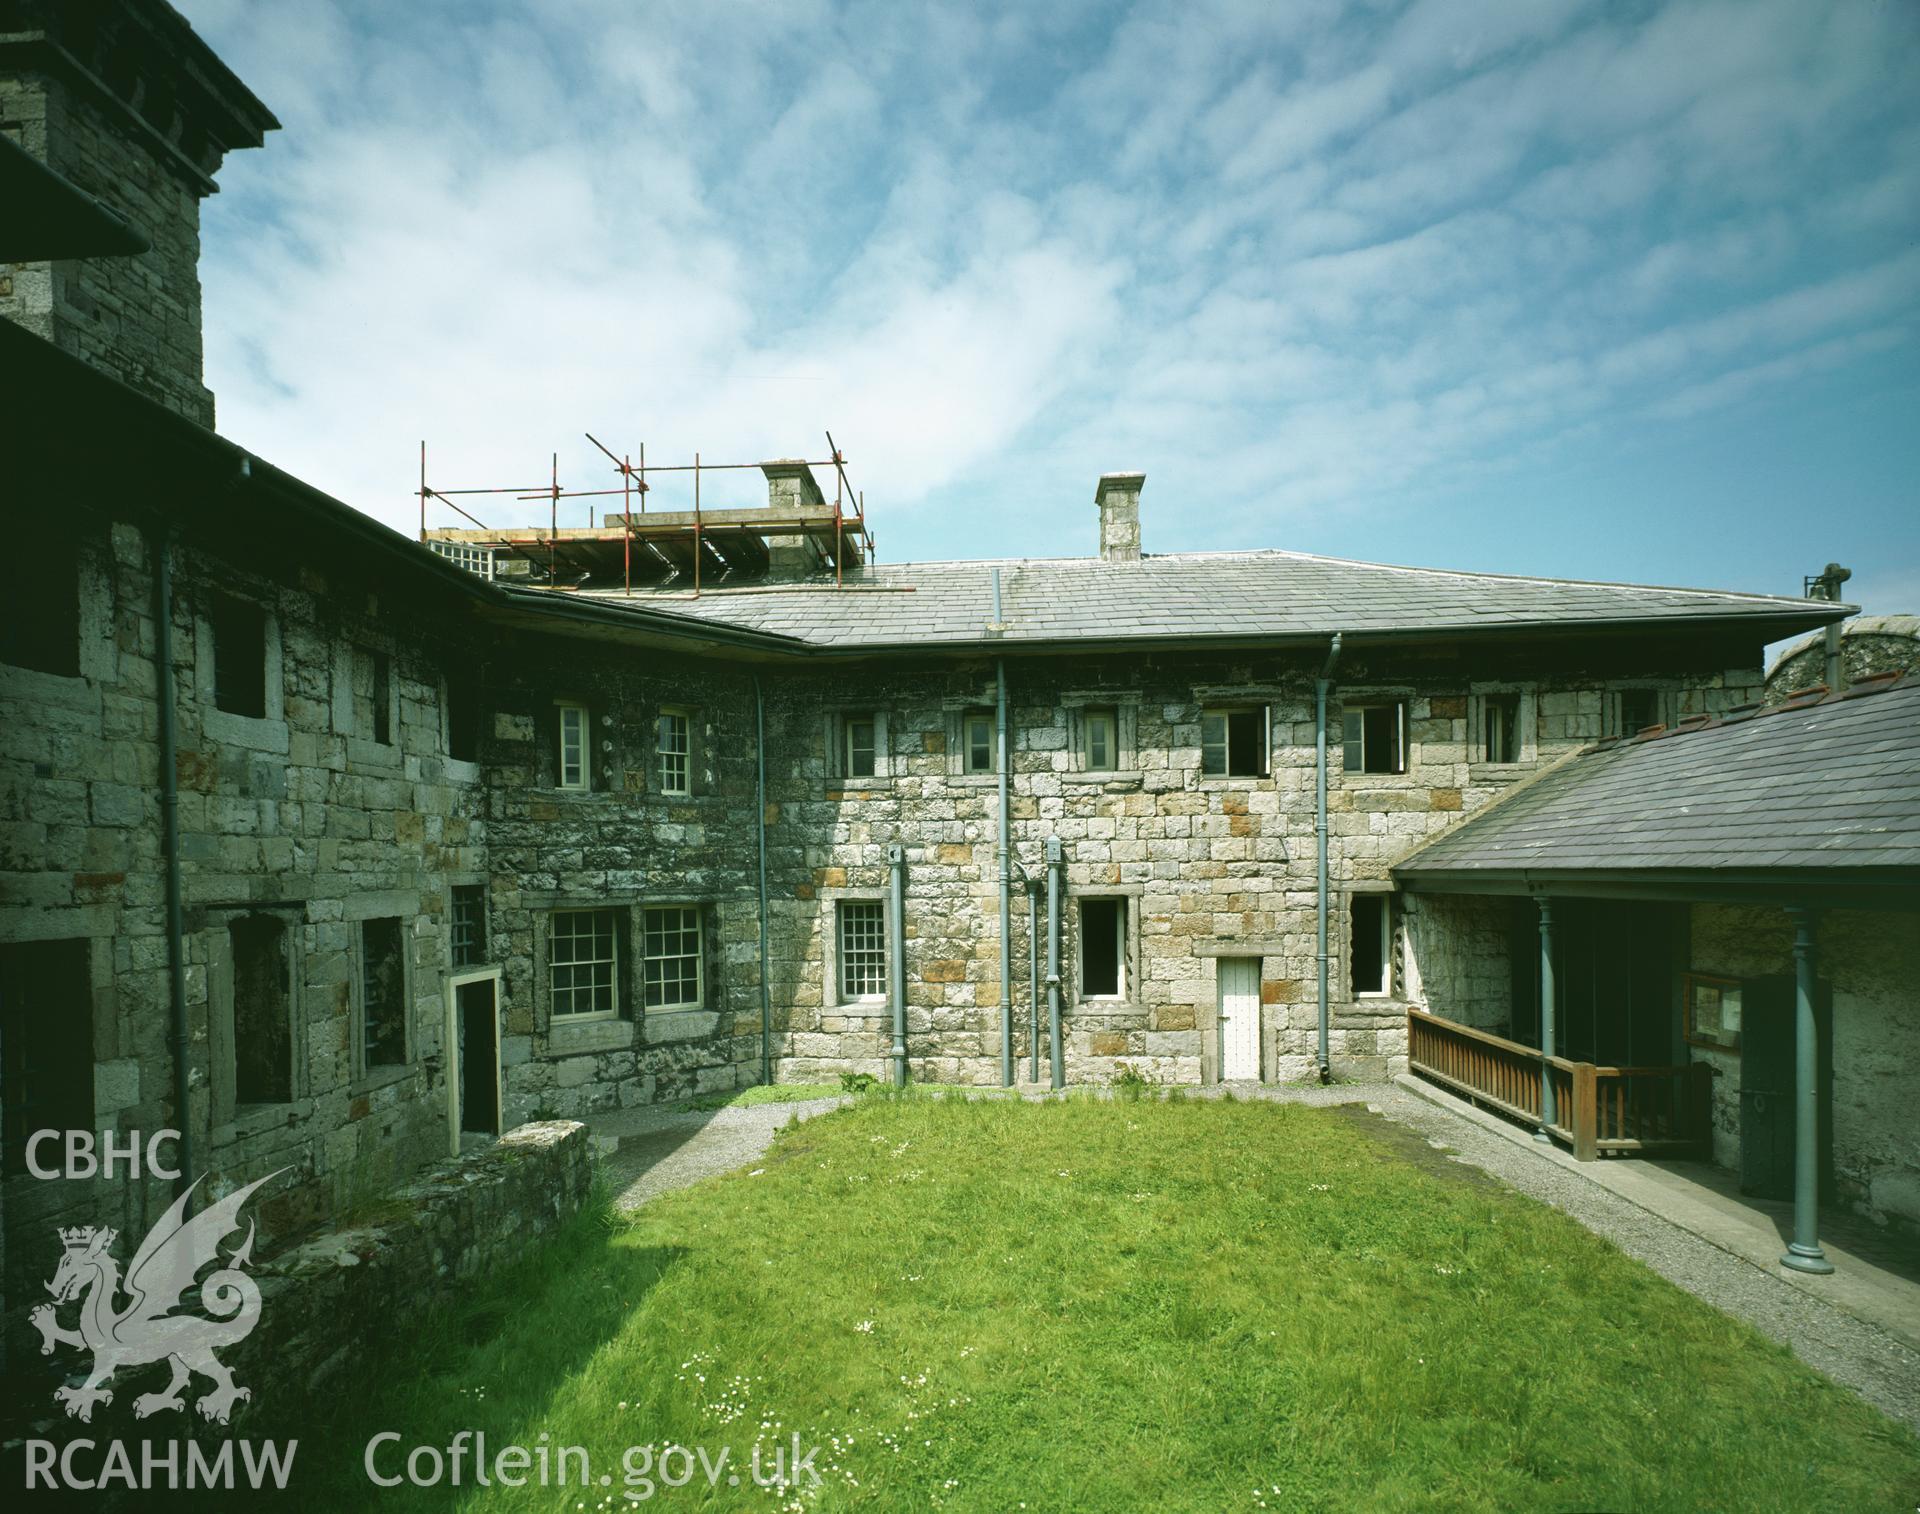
282 1096 1920 1511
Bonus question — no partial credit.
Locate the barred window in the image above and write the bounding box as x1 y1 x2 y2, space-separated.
551 908 618 1019
658 709 691 795
838 901 887 1001
359 917 407 1068
642 905 703 1010
451 884 487 968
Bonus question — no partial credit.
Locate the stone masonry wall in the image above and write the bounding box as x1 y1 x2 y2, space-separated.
1688 902 1919 1237
0 71 217 426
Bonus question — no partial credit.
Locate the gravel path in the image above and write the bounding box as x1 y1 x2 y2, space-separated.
588 1081 1919 1435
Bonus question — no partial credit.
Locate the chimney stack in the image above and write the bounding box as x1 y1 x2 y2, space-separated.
1095 472 1144 562
761 459 828 579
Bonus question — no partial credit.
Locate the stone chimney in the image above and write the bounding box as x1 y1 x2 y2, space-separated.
760 459 829 579
1095 472 1144 562
0 0 279 427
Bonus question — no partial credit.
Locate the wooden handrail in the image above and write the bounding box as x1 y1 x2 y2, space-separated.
1409 1009 1712 1162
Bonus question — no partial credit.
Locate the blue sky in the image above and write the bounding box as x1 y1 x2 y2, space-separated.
180 0 1918 613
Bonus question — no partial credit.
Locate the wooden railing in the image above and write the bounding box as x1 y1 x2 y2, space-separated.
1408 1011 1711 1162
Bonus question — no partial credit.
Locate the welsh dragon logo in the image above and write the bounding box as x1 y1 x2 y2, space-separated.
30 1170 284 1425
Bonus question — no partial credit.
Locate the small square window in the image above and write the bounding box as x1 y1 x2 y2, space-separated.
838 900 887 1001
964 711 997 774
209 594 267 718
558 702 590 790
1350 894 1391 997
1342 703 1406 775
1084 706 1117 771
642 905 703 1010
1079 897 1126 999
359 917 407 1070
845 715 877 778
1483 693 1522 763
1201 707 1268 777
1616 688 1663 737
551 908 619 1019
658 709 691 794
451 884 487 968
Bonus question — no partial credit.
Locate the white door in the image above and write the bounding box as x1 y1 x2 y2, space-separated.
1219 957 1261 1081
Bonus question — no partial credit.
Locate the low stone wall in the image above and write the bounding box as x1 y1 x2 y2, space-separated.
234 1120 593 1396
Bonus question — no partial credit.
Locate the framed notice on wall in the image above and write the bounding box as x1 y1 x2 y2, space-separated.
1684 972 1743 1052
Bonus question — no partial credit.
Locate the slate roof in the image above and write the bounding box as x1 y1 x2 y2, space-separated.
575 550 1842 650
1395 676 1920 881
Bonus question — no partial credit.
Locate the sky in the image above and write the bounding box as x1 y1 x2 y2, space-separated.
179 0 1919 614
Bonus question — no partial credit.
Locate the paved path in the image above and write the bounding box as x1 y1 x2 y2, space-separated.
586 1081 1920 1435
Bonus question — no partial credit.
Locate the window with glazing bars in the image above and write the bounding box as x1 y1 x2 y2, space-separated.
658 709 690 794
838 901 887 1000
551 908 618 1018
1083 706 1117 771
1342 702 1406 774
451 884 487 967
642 905 702 1010
844 715 877 778
964 711 996 773
558 702 589 789
1201 707 1268 777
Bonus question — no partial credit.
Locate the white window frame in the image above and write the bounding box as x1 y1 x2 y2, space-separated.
549 907 620 1022
640 904 704 1012
1350 893 1393 999
963 710 998 775
557 701 590 791
1200 705 1271 778
836 899 889 1003
658 707 692 795
1083 706 1117 772
1342 700 1408 776
428 540 497 579
845 714 878 779
1077 896 1128 1001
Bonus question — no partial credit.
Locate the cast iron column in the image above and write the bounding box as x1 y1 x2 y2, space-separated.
1534 898 1556 1143
1780 907 1833 1274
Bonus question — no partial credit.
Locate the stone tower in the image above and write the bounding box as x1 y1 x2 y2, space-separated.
0 0 277 426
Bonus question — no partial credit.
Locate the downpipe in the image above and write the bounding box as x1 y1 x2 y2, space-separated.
1045 836 1064 1090
754 676 772 1087
1027 874 1041 1085
994 571 1012 1087
150 522 195 1209
1315 631 1343 1086
889 843 907 1087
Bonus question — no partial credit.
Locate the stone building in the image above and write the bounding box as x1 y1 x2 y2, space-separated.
2 0 1909 1368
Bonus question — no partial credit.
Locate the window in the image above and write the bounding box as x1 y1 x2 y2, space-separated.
1201 707 1269 777
1483 693 1522 763
551 908 619 1019
1083 706 1117 772
837 901 887 1001
844 715 877 778
1350 894 1392 997
446 675 481 762
1342 702 1406 775
353 648 393 744
558 702 590 790
209 594 267 718
230 915 292 1104
963 711 997 774
642 905 703 1010
2 537 79 676
1079 898 1126 999
0 939 92 1175
428 540 496 579
451 884 487 968
658 708 691 795
1617 688 1663 737
359 917 407 1070
1684 972 1742 1053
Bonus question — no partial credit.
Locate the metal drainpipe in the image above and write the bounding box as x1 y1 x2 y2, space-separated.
889 843 907 1087
1534 898 1557 1143
1028 878 1041 1085
1046 836 1064 1089
994 570 1012 1088
1314 632 1343 1084
753 676 772 1087
1781 906 1833 1273
151 524 195 1210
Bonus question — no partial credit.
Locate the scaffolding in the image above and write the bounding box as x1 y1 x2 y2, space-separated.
416 431 873 595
